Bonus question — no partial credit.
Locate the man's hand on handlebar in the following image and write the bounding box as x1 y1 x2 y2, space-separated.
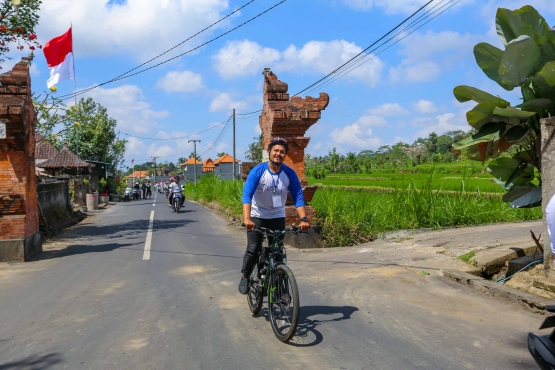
244 217 255 231
299 221 310 231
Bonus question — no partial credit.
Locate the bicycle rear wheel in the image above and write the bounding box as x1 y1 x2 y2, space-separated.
247 264 263 314
268 264 299 342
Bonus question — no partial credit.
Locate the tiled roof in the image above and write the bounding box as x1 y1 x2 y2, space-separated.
35 134 59 160
39 143 90 169
213 153 240 165
129 170 149 178
203 158 215 172
182 157 201 165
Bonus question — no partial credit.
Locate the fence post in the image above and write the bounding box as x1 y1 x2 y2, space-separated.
541 117 555 276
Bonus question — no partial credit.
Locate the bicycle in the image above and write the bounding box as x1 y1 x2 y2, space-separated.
244 224 302 343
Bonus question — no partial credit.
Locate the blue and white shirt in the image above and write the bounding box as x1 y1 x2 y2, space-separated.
242 162 305 219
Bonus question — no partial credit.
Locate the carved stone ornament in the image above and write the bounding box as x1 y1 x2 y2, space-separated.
0 121 5 139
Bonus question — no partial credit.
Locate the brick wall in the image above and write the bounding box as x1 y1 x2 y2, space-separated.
258 69 329 224
0 58 39 241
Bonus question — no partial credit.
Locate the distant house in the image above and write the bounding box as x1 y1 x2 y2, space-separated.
203 158 215 173
181 157 202 182
213 153 241 180
39 143 92 177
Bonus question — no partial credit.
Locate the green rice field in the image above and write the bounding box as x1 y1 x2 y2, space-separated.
309 173 503 193
186 171 542 248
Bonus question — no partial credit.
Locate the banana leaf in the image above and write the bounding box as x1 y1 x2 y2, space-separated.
502 183 537 202
473 43 504 84
516 98 553 109
514 6 551 43
493 106 537 118
453 85 508 104
504 124 530 142
510 185 542 208
498 35 541 90
496 8 535 46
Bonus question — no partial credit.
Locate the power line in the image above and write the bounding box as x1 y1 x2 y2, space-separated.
120 116 231 140
302 0 459 97
199 116 233 156
291 0 434 97
235 109 262 116
59 1 289 101
108 1 256 82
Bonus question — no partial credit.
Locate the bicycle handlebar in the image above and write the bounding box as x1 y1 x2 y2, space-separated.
241 224 304 235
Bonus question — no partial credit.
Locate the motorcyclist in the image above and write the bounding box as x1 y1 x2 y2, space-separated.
133 182 140 199
168 176 184 208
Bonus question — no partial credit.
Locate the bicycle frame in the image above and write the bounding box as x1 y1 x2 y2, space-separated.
251 226 299 303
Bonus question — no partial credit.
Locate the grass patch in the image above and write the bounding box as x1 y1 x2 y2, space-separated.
458 250 476 262
185 172 542 248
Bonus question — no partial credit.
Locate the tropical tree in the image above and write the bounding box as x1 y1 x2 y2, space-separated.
452 5 555 208
244 134 263 162
61 97 127 171
0 0 42 65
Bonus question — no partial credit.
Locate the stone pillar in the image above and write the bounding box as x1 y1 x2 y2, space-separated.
541 117 555 276
0 57 41 261
258 68 329 225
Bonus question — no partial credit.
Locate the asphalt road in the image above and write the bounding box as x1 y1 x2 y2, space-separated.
0 193 544 369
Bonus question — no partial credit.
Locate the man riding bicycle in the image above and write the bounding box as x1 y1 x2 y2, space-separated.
239 137 310 294
168 176 184 208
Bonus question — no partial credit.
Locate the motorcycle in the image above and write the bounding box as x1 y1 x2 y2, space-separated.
132 188 140 200
123 187 133 202
171 192 184 213
528 306 555 369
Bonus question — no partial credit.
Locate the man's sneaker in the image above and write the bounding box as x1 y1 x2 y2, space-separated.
238 276 249 294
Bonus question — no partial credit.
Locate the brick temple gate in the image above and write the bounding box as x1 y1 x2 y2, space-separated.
0 57 41 261
259 68 329 226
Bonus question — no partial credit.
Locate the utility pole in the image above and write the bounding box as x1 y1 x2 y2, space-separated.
188 140 201 185
151 156 159 184
232 108 236 180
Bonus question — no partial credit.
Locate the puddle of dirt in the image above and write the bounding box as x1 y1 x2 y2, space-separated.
126 338 148 350
97 281 125 296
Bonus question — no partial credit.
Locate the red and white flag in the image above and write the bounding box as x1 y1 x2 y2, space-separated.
130 159 134 164
43 28 74 88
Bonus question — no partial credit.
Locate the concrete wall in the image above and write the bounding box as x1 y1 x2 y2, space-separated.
37 181 71 220
214 163 241 180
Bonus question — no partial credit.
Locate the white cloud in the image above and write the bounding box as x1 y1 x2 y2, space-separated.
84 84 170 134
254 124 261 134
279 40 383 87
389 31 481 83
209 92 249 112
212 40 280 79
155 70 204 93
414 113 469 138
213 39 384 87
367 103 408 116
412 100 438 114
331 117 384 149
38 0 231 59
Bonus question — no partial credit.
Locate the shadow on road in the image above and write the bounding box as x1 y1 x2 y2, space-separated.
288 305 359 347
0 353 62 369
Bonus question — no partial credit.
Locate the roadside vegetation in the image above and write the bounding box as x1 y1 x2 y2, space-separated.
185 172 541 247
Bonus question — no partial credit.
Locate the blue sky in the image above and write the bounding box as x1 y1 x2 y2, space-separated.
7 0 555 166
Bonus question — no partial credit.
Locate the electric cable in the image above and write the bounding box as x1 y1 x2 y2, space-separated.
120 115 231 141
59 0 288 101
291 0 434 97
302 0 459 97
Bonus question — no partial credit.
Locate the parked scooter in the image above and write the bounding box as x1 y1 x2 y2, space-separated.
123 187 133 202
528 306 555 369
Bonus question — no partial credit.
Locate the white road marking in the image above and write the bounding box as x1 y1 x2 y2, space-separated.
142 210 155 260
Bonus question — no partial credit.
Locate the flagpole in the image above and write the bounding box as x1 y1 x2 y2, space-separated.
71 23 79 177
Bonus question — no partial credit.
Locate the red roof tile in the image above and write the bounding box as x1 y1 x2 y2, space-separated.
39 143 90 169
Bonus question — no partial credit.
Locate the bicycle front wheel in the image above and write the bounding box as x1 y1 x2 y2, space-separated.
268 264 299 342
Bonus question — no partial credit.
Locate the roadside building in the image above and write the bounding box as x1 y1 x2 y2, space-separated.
213 153 241 180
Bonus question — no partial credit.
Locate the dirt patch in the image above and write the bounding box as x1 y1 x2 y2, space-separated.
504 265 555 300
172 265 217 275
217 294 245 310
97 281 125 296
126 338 148 350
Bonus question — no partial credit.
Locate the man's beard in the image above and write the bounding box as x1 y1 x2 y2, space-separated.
270 158 282 166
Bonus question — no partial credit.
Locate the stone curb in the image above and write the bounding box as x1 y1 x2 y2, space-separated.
441 269 553 314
